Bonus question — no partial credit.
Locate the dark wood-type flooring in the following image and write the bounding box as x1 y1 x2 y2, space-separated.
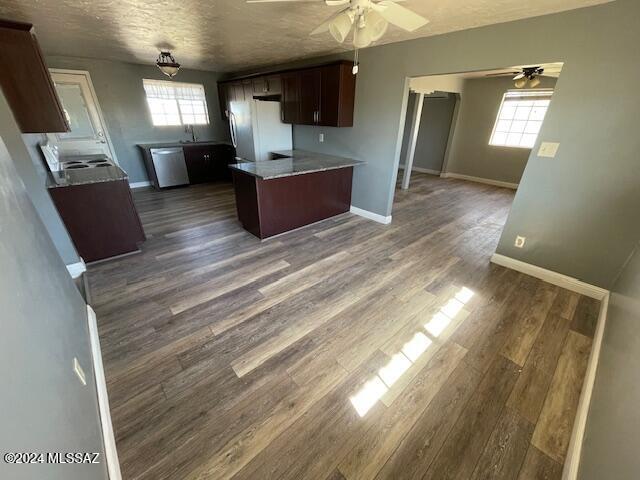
88 173 599 480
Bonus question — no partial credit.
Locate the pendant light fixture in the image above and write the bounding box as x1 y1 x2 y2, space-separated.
156 51 181 79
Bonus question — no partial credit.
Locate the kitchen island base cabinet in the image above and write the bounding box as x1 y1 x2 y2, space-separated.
232 167 353 239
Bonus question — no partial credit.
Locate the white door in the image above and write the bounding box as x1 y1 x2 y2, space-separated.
48 71 118 162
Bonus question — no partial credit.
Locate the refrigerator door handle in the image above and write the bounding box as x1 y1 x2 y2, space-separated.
229 112 238 148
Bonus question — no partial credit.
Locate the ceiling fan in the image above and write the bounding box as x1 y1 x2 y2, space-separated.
246 0 429 50
486 66 545 88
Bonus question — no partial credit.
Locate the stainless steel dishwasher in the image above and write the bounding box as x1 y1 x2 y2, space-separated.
150 147 189 188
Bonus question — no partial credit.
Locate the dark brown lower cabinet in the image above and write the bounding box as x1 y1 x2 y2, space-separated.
184 143 235 183
232 167 353 239
49 180 146 263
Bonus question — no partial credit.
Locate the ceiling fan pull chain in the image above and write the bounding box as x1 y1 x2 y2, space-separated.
353 48 359 75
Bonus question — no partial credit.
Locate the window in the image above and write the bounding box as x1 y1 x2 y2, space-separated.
143 79 210 126
489 89 552 148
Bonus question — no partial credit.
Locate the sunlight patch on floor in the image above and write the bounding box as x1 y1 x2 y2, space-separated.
349 286 474 417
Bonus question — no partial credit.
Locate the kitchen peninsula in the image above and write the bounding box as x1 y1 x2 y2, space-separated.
230 150 364 239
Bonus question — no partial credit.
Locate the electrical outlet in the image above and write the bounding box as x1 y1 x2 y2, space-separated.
538 142 560 158
319 133 324 143
514 236 526 248
73 357 87 386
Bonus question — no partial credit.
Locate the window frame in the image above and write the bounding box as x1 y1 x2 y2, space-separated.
142 79 210 127
488 89 553 150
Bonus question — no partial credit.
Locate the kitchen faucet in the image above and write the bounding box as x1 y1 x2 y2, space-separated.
185 124 197 142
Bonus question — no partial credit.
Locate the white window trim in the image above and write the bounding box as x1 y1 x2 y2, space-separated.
142 79 210 127
489 89 553 150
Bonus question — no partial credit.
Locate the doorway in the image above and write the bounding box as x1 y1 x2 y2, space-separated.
399 91 458 186
48 69 118 163
397 63 563 192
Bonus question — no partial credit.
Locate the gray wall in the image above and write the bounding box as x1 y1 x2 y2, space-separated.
46 56 231 183
413 94 457 172
579 245 640 479
0 92 79 265
446 76 557 185
288 0 640 288
0 137 107 480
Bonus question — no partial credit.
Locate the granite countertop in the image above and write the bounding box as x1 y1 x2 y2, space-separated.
229 150 364 180
47 165 128 188
137 140 233 150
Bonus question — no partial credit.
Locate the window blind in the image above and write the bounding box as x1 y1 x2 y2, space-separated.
143 79 210 126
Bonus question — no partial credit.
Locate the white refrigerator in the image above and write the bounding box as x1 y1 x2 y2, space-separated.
228 99 293 162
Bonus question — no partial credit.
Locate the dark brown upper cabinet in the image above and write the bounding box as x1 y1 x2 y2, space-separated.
281 72 301 124
265 75 282 96
217 60 356 128
218 81 247 120
298 68 321 125
252 76 268 96
217 82 230 120
288 62 356 127
253 74 282 97
319 62 355 128
242 80 253 101
0 19 69 133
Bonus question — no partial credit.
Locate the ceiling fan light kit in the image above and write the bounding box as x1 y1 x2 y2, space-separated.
248 0 428 74
513 66 545 88
329 10 354 43
528 76 541 88
514 77 528 88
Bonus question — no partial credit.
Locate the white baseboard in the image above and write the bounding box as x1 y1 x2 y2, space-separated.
398 164 441 176
490 253 610 479
441 172 518 190
129 180 151 189
562 293 609 480
87 306 122 480
350 205 392 225
66 259 86 279
490 254 609 300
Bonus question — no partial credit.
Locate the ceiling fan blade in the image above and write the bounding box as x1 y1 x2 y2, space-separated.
513 72 526 80
325 0 350 5
310 9 348 35
485 71 519 77
371 1 428 32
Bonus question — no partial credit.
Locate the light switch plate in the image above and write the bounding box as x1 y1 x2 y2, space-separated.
319 133 324 143
74 357 87 386
538 142 560 158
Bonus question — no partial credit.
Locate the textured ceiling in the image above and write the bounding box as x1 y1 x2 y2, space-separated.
0 0 612 73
